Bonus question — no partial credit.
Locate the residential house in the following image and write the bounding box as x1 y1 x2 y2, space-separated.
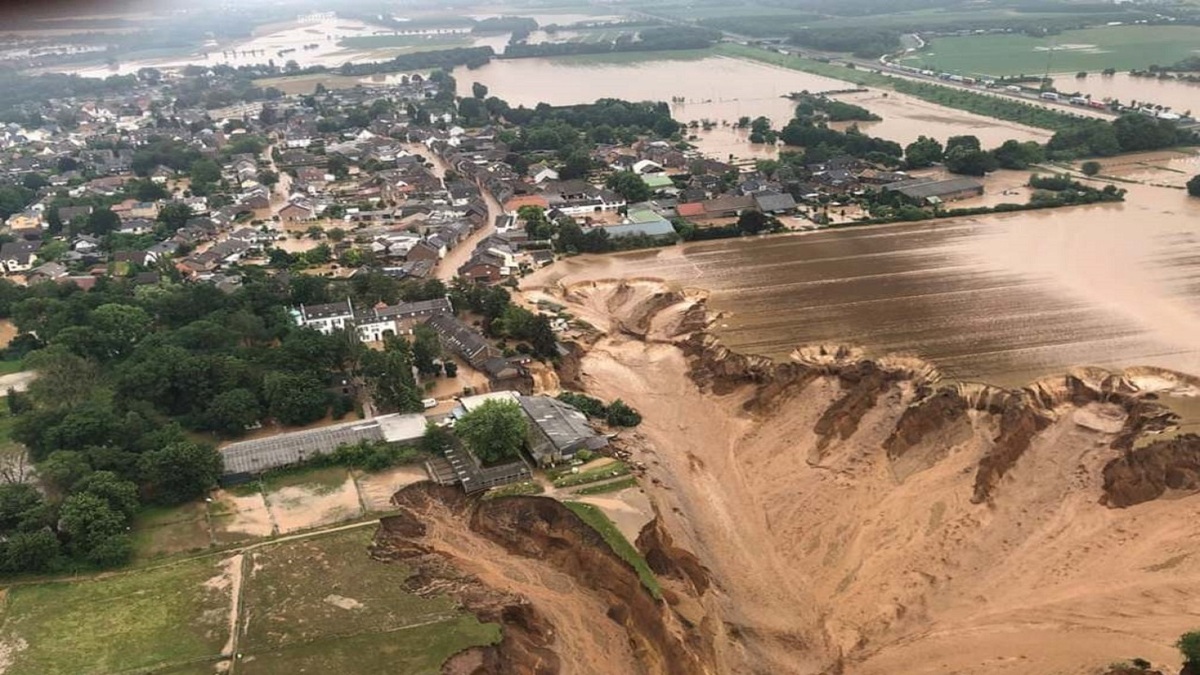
405 239 443 263
0 241 40 274
354 297 453 342
425 313 497 369
27 262 68 283
753 191 798 215
278 200 316 223
293 299 355 334
457 251 506 284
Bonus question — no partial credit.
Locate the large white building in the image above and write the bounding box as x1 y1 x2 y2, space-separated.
292 297 454 342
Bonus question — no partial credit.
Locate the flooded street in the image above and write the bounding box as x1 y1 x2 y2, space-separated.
529 177 1200 388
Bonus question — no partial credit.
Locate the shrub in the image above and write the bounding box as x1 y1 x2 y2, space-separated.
1179 631 1200 665
1081 160 1102 176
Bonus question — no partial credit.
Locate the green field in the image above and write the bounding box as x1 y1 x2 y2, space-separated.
338 34 470 50
563 501 661 599
0 528 500 674
238 528 499 671
0 557 232 675
901 25 1200 77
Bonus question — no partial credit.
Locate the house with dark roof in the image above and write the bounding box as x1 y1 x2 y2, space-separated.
754 191 798 214
425 313 496 368
1 241 40 274
518 395 609 466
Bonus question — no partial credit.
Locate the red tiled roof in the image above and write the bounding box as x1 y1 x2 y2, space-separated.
676 202 705 217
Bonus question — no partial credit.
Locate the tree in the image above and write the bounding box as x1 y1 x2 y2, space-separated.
943 145 998 177
1187 175 1200 198
1080 160 1102 176
945 135 981 154
263 372 329 426
40 450 92 494
84 208 121 237
1179 631 1200 666
904 135 943 169
0 483 51 532
90 303 153 359
605 171 651 203
455 399 528 464
257 169 278 187
737 210 773 235
991 139 1043 170
189 158 221 186
472 82 488 99
3 529 61 572
411 324 441 376
139 441 221 505
361 342 422 413
157 202 193 230
58 492 131 566
604 399 642 427
530 315 557 359
75 471 140 520
205 388 262 436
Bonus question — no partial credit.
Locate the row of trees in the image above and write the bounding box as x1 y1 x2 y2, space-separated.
502 27 720 59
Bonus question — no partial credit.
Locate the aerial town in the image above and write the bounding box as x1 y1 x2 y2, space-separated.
3 1 1200 674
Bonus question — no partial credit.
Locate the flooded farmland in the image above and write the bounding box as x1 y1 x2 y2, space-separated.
528 176 1200 388
1053 71 1200 115
455 55 1052 158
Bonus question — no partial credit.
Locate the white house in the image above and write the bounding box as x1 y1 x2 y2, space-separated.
293 299 355 334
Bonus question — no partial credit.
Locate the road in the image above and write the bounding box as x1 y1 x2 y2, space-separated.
406 143 503 281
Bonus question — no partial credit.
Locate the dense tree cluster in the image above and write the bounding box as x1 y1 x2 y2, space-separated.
793 94 881 123
789 28 901 58
0 271 446 574
448 279 557 359
556 392 643 427
502 27 720 59
454 399 528 464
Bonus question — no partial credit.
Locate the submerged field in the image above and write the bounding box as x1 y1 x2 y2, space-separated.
901 25 1200 77
0 528 499 675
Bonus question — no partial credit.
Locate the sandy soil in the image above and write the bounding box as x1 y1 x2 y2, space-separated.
210 490 274 540
355 466 429 513
537 279 1200 675
408 490 643 672
0 320 17 349
265 477 363 534
573 486 654 544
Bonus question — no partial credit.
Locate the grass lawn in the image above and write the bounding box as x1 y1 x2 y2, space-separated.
563 502 661 599
131 502 214 561
238 528 486 653
552 460 630 488
261 465 351 495
901 25 1200 77
0 557 231 675
238 615 500 675
338 34 469 50
572 476 638 495
0 359 23 376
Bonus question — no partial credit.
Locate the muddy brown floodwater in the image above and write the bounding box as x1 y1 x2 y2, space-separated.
455 55 1052 160
528 174 1200 388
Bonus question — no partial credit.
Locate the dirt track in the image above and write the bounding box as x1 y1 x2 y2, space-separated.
531 278 1200 675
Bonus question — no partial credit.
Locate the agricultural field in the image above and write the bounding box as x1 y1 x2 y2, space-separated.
0 528 498 675
0 556 233 675
237 528 499 673
900 25 1200 77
